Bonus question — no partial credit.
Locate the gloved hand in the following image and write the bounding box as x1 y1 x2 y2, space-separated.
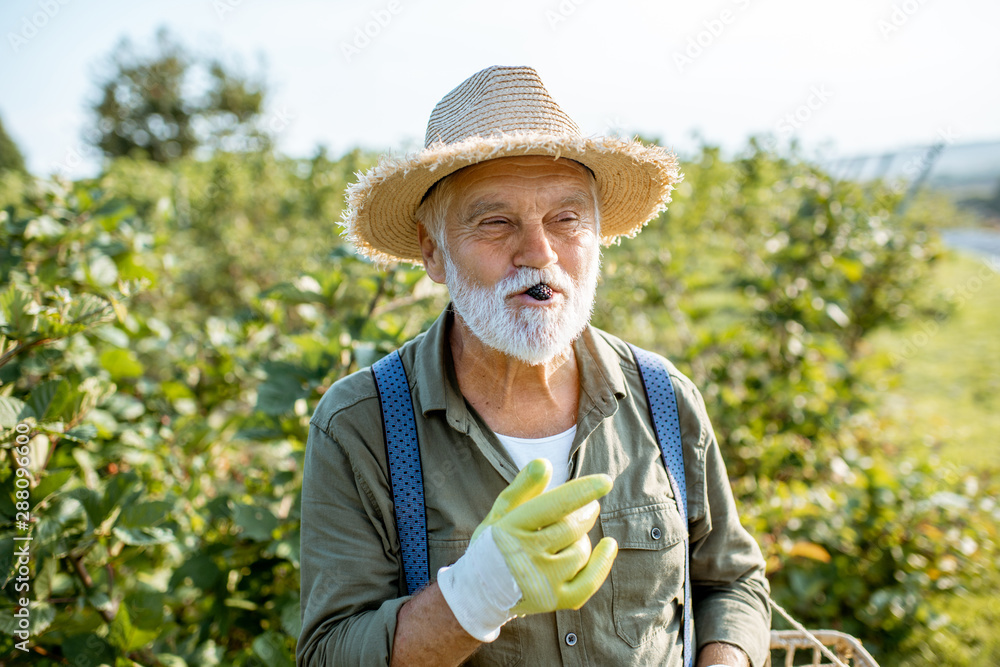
438 459 618 641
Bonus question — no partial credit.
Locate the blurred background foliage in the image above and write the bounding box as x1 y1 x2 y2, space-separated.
1 30 998 667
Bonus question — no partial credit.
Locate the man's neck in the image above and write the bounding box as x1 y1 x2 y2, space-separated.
449 314 579 439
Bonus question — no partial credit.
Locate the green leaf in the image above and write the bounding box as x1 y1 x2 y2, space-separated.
0 600 55 634
92 323 130 348
25 379 69 421
119 500 173 528
169 553 221 591
0 490 15 522
223 597 258 610
255 362 309 416
0 284 37 337
62 423 98 444
104 393 145 421
112 525 175 545
87 590 114 616
124 587 166 630
252 630 295 667
67 292 114 327
99 348 144 380
86 252 119 287
0 396 26 428
32 468 74 504
113 500 175 544
109 601 158 651
102 472 142 513
0 536 15 585
68 472 141 531
835 256 864 283
231 502 279 542
23 215 66 240
153 654 189 667
93 200 134 231
261 281 326 305
33 554 58 600
161 380 195 401
62 634 117 665
67 487 105 529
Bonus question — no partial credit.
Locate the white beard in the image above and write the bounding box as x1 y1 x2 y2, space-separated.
443 246 600 366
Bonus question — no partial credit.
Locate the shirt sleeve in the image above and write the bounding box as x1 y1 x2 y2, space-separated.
680 379 772 667
296 415 410 667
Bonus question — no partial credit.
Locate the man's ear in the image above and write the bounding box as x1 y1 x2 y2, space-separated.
417 223 446 284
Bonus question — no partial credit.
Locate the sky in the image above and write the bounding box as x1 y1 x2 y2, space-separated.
1 0 998 178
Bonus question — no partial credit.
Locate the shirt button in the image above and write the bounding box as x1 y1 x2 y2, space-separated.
565 632 578 646
651 526 662 540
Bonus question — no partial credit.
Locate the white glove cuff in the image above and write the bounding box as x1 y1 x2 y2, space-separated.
437 526 522 642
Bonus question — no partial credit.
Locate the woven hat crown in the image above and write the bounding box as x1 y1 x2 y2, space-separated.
424 66 582 147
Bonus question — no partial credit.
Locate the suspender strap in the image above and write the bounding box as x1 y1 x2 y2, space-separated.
371 350 429 595
628 343 694 667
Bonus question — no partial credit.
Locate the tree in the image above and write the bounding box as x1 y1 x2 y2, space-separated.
0 113 27 174
88 27 270 164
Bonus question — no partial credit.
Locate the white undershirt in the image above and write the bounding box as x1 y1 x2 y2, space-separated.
494 425 576 491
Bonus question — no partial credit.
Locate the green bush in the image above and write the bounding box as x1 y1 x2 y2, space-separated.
0 145 994 665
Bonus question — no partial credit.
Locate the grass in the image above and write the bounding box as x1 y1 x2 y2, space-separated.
865 244 1000 666
899 575 1000 667
868 248 1000 469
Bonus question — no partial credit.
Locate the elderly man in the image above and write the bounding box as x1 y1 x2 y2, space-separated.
298 66 770 667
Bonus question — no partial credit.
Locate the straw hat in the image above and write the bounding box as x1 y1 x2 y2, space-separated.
341 65 682 265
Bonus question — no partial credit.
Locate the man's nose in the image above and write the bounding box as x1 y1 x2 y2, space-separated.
513 221 558 269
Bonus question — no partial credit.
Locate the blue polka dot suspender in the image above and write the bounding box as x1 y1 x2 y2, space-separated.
628 343 694 667
371 350 429 597
371 345 694 667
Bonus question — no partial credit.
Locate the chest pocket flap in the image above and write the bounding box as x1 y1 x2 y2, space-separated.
600 501 687 648
601 501 685 549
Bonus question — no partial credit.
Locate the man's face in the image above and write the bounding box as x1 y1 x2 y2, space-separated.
423 156 601 365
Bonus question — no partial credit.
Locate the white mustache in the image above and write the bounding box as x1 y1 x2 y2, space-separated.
499 267 572 298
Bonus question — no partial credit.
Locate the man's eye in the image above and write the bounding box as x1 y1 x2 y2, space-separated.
481 218 507 225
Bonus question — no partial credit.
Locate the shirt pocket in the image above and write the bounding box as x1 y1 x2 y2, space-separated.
599 501 686 648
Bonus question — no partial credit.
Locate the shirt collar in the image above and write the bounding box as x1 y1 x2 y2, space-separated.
412 305 629 423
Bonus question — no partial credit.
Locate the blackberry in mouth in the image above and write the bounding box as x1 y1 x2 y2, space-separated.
525 283 553 301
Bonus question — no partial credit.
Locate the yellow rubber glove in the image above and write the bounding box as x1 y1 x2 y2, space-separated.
474 458 619 616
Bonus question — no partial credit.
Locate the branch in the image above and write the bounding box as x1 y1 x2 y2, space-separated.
364 268 396 325
70 555 115 623
0 337 52 369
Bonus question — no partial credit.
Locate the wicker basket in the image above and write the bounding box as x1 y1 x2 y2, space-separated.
768 629 880 667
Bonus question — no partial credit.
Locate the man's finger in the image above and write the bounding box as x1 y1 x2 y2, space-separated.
546 533 593 582
497 458 552 511
561 537 618 610
473 459 553 543
508 474 612 530
529 500 600 553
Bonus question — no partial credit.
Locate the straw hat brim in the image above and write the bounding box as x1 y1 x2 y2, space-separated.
341 131 682 266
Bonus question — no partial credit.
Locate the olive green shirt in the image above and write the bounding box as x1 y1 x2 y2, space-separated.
297 308 770 666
